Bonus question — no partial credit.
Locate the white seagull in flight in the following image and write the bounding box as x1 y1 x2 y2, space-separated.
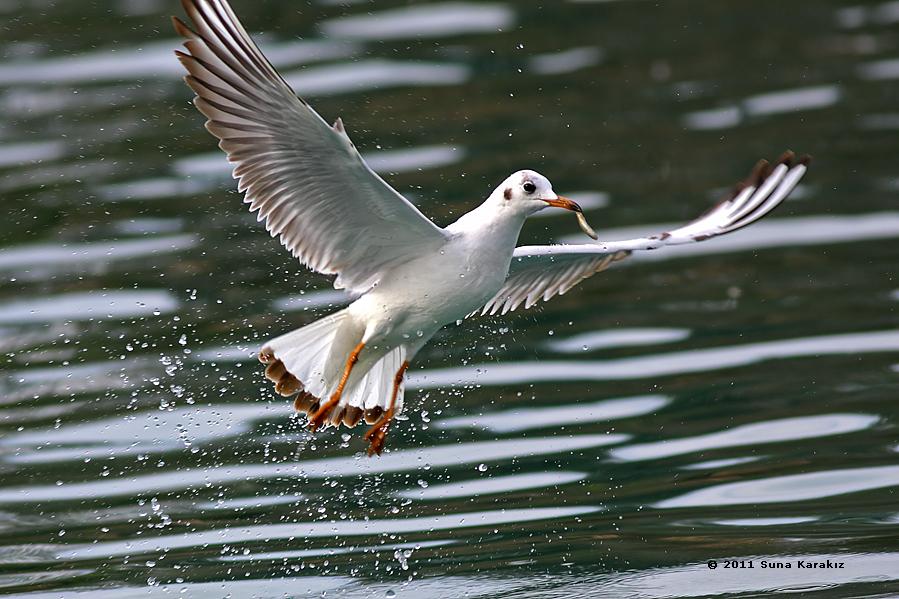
173 0 810 456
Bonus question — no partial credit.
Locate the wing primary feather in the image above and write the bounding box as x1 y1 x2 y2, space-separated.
186 0 271 87
173 0 448 293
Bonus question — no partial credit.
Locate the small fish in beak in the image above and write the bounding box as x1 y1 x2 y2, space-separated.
543 196 598 240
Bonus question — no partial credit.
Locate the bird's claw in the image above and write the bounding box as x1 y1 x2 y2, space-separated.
306 411 328 433
365 425 389 456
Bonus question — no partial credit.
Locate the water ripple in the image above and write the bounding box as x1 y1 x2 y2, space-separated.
14 577 351 599
609 413 879 462
710 516 819 526
411 329 899 389
684 84 842 129
53 506 600 561
2 358 156 405
0 434 626 504
0 234 198 274
283 60 470 97
437 394 670 433
1 404 279 464
681 456 763 471
221 539 454 563
272 289 352 313
0 289 177 324
0 140 65 168
656 465 899 508
397 471 587 500
320 3 515 40
545 328 690 353
599 552 899 597
838 1 899 29
858 56 899 80
0 39 355 85
528 47 604 75
743 85 842 116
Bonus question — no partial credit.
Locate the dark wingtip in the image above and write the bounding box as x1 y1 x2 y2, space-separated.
777 150 796 167
171 15 193 38
750 159 770 187
798 154 812 166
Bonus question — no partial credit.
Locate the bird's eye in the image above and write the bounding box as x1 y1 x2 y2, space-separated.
522 181 536 194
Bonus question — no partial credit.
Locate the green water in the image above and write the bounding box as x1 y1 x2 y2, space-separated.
1 0 898 597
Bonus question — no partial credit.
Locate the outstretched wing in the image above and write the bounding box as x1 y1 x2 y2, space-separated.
481 152 809 316
174 0 448 293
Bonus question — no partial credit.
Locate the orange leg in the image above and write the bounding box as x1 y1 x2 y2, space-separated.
308 342 365 432
365 360 409 456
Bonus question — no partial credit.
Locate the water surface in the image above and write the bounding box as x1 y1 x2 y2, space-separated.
1 0 898 597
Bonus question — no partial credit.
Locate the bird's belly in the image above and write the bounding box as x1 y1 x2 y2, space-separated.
354 248 509 337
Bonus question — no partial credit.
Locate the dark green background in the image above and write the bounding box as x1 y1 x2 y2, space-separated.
1 0 898 596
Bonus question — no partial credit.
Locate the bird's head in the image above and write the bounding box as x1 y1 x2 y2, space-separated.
493 169 597 239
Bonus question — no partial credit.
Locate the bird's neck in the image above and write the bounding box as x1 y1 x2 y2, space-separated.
448 199 528 249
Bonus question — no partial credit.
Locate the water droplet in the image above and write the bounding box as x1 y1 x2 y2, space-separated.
386 590 396 598
477 463 488 472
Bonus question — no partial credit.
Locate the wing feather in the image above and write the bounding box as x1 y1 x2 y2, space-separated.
481 153 809 315
174 0 447 293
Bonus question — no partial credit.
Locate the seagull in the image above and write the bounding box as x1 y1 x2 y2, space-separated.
173 0 809 456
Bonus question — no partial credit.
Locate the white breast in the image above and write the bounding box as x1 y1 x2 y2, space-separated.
353 205 527 337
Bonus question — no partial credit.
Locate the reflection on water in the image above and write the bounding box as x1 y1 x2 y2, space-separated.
858 56 899 80
2 0 898 595
681 456 763 471
53 506 600 561
0 289 178 324
545 328 689 353
710 516 818 526
595 553 899 598
609 413 879 462
397 471 587 500
283 60 470 96
0 140 65 168
272 289 351 312
319 3 515 40
412 329 899 388
0 234 198 275
0 434 626 504
837 1 899 28
437 394 670 433
657 465 899 508
2 358 155 406
1 403 279 464
221 539 454 563
0 38 355 85
528 47 604 75
683 85 842 130
743 85 842 116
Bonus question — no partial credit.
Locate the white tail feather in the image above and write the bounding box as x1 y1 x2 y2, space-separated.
262 311 407 427
265 311 349 401
347 345 407 413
